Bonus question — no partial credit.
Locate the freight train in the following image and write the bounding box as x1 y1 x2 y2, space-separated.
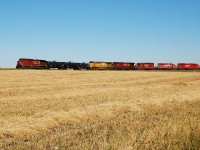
16 58 200 70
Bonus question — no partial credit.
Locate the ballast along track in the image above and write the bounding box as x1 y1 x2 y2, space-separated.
16 58 200 70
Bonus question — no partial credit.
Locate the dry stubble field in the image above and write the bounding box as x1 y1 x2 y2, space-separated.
0 70 200 149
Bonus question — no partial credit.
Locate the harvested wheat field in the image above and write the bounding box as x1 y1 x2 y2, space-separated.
0 70 200 149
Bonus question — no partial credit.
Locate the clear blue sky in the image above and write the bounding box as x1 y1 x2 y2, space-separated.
0 0 200 67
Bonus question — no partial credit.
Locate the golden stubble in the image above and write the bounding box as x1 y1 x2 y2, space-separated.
0 70 200 149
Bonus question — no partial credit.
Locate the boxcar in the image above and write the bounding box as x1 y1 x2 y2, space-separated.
135 63 155 70
16 58 48 69
89 61 113 70
157 63 176 70
113 62 135 70
177 63 199 70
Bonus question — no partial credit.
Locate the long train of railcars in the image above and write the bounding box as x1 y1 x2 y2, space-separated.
16 58 200 70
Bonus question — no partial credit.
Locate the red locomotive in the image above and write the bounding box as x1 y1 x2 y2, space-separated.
177 63 199 70
112 62 135 70
16 58 48 69
157 63 176 70
135 63 155 70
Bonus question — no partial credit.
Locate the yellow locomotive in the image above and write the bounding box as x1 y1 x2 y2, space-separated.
88 61 113 70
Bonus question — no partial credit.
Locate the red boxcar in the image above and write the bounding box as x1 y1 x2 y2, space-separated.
136 63 154 69
113 62 135 70
177 63 199 70
158 63 176 70
16 58 48 69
